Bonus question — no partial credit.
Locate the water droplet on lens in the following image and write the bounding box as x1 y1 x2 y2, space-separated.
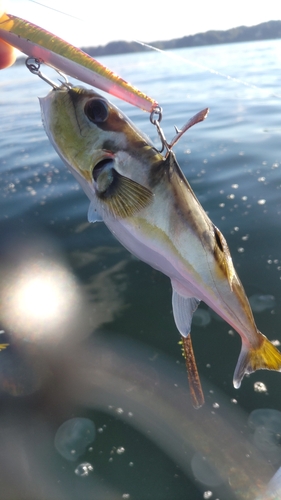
74 462 94 477
248 408 281 430
54 418 96 461
191 452 224 487
248 409 281 463
208 308 224 322
193 309 211 327
249 294 275 313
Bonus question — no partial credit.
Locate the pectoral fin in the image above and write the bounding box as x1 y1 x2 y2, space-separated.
101 171 153 218
88 201 103 223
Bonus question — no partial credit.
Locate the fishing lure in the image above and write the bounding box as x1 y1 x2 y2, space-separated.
0 12 158 112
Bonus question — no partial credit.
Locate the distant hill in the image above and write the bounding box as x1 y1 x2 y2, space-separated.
82 20 281 57
15 20 281 65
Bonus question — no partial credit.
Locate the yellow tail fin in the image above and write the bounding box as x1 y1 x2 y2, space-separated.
233 334 281 389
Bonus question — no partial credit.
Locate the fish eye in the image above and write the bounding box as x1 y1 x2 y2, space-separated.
84 98 109 123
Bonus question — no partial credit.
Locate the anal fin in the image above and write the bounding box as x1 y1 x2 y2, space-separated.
172 285 200 337
171 281 204 408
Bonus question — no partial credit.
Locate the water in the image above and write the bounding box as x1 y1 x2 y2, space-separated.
0 40 281 499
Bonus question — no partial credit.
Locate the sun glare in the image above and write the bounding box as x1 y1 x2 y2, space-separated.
0 259 82 342
19 276 62 319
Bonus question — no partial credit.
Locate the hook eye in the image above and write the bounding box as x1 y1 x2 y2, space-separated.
25 57 59 89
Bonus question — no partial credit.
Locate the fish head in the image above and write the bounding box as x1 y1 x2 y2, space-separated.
40 85 163 218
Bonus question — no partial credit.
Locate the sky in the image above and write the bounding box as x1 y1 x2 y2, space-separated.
5 0 281 48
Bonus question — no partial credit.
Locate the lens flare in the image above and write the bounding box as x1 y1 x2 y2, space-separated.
0 258 82 342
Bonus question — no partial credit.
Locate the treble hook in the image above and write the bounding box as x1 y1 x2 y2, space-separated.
150 106 170 155
150 105 209 156
25 58 72 89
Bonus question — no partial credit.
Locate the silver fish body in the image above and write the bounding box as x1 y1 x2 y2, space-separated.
40 85 281 391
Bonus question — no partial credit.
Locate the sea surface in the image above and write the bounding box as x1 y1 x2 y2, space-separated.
0 40 281 499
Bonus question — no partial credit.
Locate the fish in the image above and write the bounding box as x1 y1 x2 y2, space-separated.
40 83 281 407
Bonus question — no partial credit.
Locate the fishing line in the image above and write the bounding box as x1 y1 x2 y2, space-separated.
27 0 84 21
135 40 281 100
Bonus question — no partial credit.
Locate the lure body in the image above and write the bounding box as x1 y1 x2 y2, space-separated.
0 13 157 112
40 85 281 390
